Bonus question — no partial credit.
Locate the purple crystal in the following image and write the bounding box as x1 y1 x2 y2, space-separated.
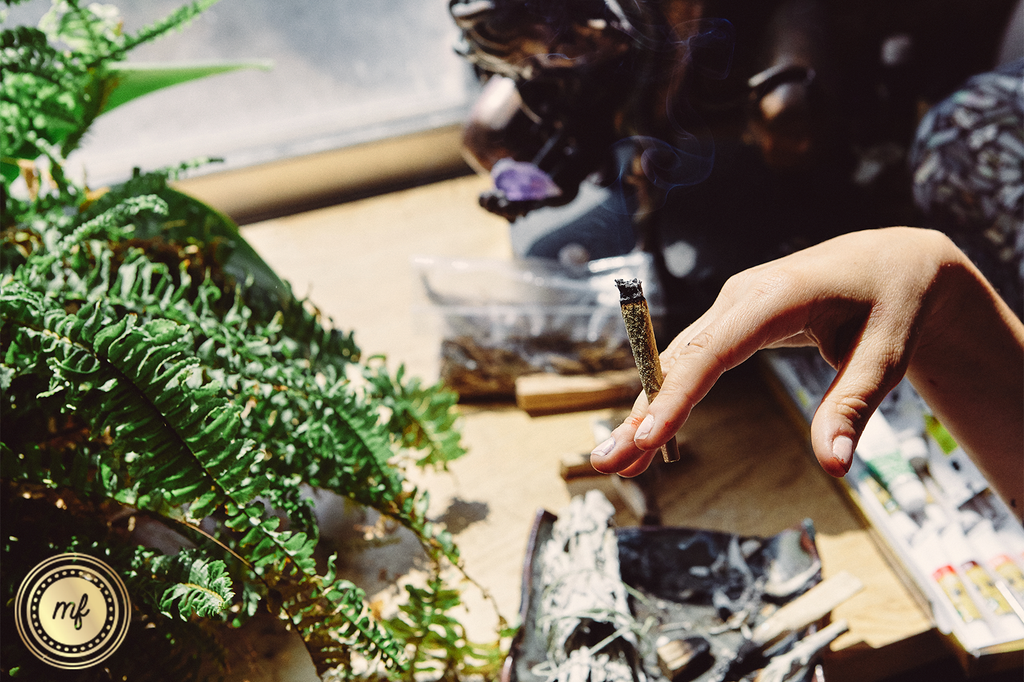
491 158 562 202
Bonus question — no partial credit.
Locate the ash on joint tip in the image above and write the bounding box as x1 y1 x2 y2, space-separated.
614 278 645 304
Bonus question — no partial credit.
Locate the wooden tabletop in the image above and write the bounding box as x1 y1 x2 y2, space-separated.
237 173 949 682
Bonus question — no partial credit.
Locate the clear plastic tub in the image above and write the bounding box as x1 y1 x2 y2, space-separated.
414 251 664 398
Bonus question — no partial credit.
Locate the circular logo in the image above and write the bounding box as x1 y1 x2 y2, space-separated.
15 553 131 670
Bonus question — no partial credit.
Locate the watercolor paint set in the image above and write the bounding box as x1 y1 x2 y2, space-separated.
763 348 1024 675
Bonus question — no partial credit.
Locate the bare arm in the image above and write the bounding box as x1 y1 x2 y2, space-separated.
590 228 1024 517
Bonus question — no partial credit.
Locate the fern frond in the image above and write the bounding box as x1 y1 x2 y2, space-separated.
12 193 167 290
0 284 268 517
37 0 125 59
213 506 409 674
276 554 408 676
385 570 506 680
0 26 75 79
111 0 222 64
156 553 236 620
363 360 466 470
0 25 91 159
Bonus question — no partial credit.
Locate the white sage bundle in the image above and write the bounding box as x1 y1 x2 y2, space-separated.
531 490 648 682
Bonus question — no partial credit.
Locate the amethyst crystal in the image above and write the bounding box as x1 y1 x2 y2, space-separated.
491 158 562 202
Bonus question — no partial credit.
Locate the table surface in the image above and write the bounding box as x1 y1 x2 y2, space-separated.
237 173 947 682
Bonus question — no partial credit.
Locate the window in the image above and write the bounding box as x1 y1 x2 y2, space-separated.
5 0 479 214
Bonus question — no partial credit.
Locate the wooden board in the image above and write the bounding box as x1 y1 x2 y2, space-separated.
240 174 958 682
515 369 642 415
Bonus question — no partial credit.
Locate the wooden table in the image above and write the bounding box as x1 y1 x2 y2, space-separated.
236 174 953 682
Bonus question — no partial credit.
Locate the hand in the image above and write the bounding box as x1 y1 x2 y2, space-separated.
590 227 1024 515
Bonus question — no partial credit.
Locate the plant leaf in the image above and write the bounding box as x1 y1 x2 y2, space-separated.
101 60 273 113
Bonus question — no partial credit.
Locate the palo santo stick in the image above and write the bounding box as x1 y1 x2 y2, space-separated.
614 278 680 463
727 571 863 679
749 570 863 647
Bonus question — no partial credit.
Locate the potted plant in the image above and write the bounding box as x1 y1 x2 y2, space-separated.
1 1 505 679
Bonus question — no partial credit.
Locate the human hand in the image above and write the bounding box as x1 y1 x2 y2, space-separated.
590 227 1024 511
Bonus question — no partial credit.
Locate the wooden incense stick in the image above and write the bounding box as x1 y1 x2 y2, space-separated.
723 570 863 679
615 278 680 463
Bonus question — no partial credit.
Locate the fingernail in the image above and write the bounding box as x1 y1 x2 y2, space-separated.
634 414 654 442
832 435 854 472
591 437 615 458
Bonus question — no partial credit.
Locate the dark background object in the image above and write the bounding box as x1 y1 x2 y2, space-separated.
450 0 1021 336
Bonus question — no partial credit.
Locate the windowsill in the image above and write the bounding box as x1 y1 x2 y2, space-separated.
173 122 475 225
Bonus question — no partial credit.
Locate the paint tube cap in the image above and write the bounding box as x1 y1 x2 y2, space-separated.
939 524 973 566
889 475 927 515
899 435 929 472
888 509 921 542
924 503 950 530
965 519 1002 562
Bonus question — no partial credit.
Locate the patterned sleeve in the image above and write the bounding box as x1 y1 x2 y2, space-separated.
909 59 1024 317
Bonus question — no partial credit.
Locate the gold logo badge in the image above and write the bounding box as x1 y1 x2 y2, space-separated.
14 553 131 669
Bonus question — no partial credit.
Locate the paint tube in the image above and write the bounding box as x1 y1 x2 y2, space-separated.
964 493 1024 569
882 384 930 473
848 457 920 541
967 518 1024 603
940 523 1024 640
911 530 994 647
922 417 991 507
856 412 927 515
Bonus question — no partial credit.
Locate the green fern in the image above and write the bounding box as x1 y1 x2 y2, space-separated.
1 0 222 166
110 0 221 64
2 263 414 674
2 187 474 675
386 570 509 681
1 285 269 514
1 1 506 678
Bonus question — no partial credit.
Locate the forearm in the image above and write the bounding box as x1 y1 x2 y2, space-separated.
907 248 1024 518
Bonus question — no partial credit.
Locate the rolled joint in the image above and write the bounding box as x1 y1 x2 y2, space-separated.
661 438 680 463
615 277 681 464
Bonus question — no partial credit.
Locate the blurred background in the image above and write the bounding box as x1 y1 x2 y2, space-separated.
5 0 480 210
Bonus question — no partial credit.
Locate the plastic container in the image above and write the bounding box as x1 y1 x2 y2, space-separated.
414 251 663 398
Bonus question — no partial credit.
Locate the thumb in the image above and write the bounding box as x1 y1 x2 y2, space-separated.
808 339 908 478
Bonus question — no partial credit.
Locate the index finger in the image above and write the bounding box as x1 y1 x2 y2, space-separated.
635 290 813 451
